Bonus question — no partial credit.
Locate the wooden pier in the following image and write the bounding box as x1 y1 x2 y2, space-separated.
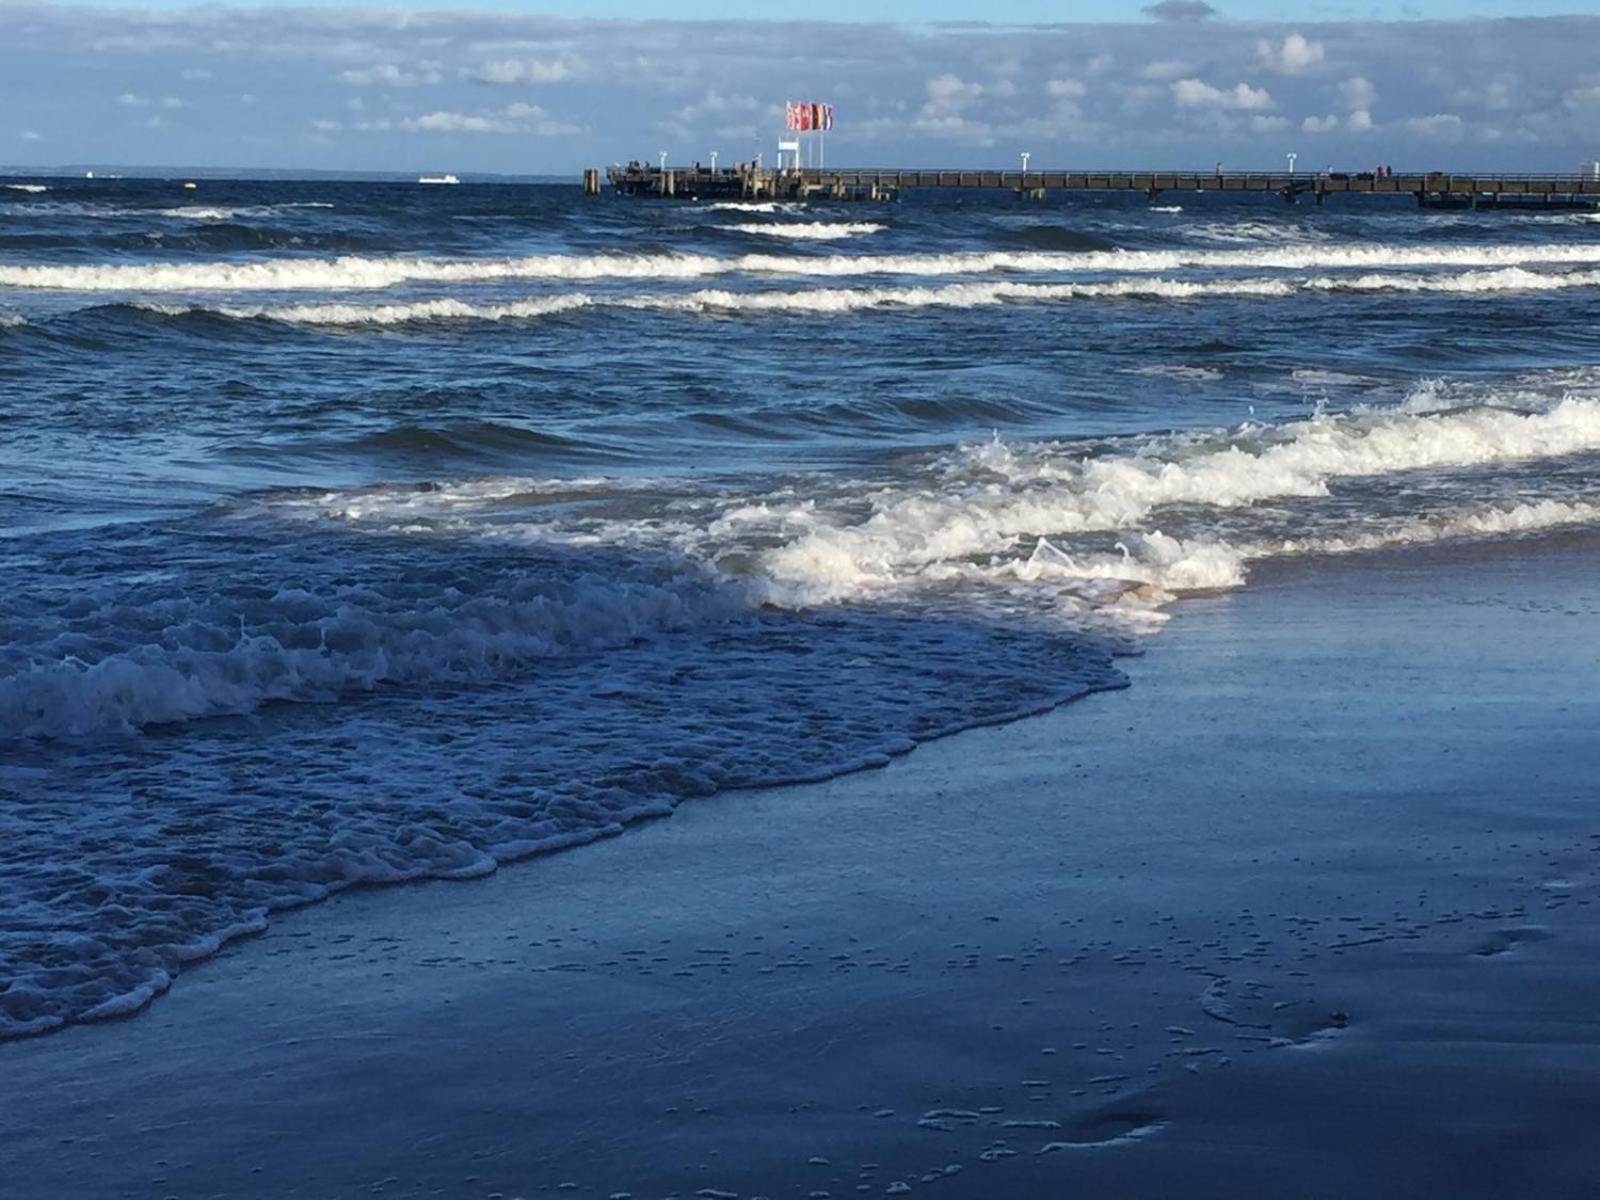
600 163 1600 209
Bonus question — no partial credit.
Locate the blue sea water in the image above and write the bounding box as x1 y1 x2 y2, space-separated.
3 175 1600 1037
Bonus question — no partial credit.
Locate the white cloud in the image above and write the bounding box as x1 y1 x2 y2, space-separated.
1347 109 1373 132
116 92 147 107
1403 113 1465 141
21 129 42 141
399 101 580 136
1257 33 1325 75
1046 79 1086 98
1140 60 1188 80
180 68 212 81
311 118 342 131
1563 83 1600 111
144 114 167 130
674 90 759 123
1303 113 1340 133
339 63 442 88
471 58 577 85
1337 76 1377 113
923 74 985 116
1483 78 1515 111
908 114 997 147
160 96 184 110
1249 115 1289 133
1172 79 1274 111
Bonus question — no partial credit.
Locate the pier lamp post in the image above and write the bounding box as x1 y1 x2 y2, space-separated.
710 151 718 172
1286 151 1297 175
1020 151 1031 175
659 150 668 172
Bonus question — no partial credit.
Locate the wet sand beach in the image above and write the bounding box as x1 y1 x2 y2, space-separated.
5 531 1599 1199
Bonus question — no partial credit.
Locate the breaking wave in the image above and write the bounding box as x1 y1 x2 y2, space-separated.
14 241 1600 292
0 563 749 741
721 221 887 240
127 267 1600 328
755 394 1600 602
157 202 336 220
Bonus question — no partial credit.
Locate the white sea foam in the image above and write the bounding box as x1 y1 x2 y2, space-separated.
1128 364 1225 382
0 313 26 327
1185 219 1331 245
155 266 1600 328
1290 367 1377 387
0 567 749 740
1042 498 1600 594
4 183 48 193
15 241 1600 292
757 396 1600 602
203 294 595 326
701 201 795 213
158 202 336 220
721 221 886 239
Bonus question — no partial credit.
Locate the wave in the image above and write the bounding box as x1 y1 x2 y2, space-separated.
4 183 48 193
1039 498 1600 595
15 241 1600 292
185 293 594 326
0 563 750 741
134 267 1600 328
158 202 337 220
756 395 1600 602
720 221 886 239
0 313 26 327
699 201 798 213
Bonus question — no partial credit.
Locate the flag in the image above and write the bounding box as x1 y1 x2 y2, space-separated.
824 104 835 131
785 102 797 132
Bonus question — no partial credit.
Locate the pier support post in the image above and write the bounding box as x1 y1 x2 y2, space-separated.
583 168 601 196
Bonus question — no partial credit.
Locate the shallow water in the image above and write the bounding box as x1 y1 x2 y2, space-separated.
2 176 1599 1036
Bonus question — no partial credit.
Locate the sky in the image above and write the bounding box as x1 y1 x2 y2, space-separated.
6 1 1600 174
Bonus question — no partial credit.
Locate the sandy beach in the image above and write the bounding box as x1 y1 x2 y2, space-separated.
5 531 1599 1199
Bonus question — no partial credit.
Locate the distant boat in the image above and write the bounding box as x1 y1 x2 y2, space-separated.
182 181 198 190
418 174 460 185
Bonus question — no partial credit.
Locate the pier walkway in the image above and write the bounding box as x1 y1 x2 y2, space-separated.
593 164 1600 209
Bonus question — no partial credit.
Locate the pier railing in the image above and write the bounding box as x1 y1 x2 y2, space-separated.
599 163 1600 206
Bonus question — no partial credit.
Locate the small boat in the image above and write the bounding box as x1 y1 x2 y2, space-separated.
418 174 460 185
182 181 198 190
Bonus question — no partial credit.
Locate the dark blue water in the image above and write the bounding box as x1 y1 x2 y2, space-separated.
4 174 1600 1037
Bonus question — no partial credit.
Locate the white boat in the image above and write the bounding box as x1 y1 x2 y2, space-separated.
418 174 460 185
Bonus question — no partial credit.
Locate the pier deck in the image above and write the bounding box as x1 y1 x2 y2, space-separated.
597 164 1600 208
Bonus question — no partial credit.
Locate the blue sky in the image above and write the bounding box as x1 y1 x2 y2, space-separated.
6 3 1600 173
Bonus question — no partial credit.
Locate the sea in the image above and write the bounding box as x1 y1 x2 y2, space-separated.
3 174 1600 1039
